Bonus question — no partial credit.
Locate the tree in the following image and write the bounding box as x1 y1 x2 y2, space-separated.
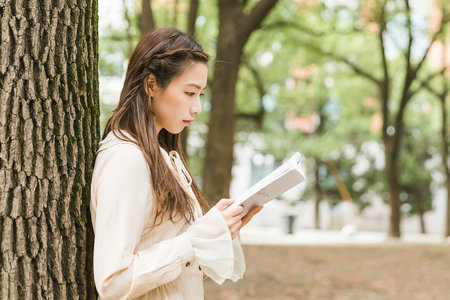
422 48 450 237
399 126 435 234
291 0 449 237
203 0 279 204
0 1 99 298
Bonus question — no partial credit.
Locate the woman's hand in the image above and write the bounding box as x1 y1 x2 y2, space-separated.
215 199 243 239
215 199 263 239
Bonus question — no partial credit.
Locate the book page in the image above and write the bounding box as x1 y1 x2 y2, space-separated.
232 152 306 216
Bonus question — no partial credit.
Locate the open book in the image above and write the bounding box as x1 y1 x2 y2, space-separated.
231 152 306 216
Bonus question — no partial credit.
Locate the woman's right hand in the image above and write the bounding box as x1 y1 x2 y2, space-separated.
215 199 244 239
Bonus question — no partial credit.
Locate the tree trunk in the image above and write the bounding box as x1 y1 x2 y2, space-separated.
446 176 450 237
416 195 426 234
202 0 278 204
202 30 243 202
384 137 401 238
0 1 99 299
441 92 450 237
139 0 155 35
313 163 321 229
418 211 426 234
187 0 199 37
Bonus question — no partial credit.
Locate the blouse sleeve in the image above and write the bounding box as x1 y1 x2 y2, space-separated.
186 206 246 284
92 145 196 299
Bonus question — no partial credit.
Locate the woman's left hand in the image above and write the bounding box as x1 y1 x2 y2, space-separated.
240 205 263 229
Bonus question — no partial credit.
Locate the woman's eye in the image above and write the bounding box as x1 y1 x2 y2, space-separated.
186 92 195 97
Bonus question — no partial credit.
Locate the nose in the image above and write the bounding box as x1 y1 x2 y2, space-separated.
192 96 202 115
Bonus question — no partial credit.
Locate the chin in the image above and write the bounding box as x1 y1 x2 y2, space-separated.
166 127 184 135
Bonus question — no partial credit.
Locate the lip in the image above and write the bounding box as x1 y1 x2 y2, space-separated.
183 120 194 126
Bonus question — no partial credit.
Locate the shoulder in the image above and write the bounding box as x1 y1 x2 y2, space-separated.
97 130 142 154
94 131 148 175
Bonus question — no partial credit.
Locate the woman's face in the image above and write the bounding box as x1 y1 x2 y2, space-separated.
150 62 208 134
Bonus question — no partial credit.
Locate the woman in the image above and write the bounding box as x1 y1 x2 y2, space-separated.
90 28 262 299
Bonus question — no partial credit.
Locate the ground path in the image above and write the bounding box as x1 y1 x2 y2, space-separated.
205 242 450 300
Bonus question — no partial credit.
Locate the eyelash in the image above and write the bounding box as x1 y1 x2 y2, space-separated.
186 92 205 97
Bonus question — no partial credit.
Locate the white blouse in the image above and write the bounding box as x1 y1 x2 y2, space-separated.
90 131 245 299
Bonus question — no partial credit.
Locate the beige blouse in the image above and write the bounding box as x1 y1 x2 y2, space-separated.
90 131 245 299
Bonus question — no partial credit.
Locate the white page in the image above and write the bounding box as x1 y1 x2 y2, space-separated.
231 152 306 215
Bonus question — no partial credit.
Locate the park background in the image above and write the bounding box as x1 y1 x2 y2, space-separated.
1 0 450 299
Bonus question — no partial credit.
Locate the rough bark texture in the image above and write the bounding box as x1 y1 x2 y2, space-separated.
0 0 99 299
203 0 278 204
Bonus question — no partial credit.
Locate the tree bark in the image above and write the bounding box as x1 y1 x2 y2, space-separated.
139 0 155 35
0 1 99 299
203 0 278 204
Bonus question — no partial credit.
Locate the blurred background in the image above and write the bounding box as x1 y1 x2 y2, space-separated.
98 0 450 298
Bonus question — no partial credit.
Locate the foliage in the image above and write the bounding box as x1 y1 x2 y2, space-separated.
97 0 449 230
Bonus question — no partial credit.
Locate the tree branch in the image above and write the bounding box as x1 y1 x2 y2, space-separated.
262 20 321 35
404 0 413 75
376 0 389 137
412 11 450 77
261 20 362 37
392 3 449 142
411 70 443 97
302 41 381 85
392 0 414 137
241 0 279 41
236 57 266 128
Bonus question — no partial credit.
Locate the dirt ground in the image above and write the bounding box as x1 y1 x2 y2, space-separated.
204 244 450 300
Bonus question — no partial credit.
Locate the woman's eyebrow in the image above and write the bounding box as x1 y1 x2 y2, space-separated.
185 83 206 90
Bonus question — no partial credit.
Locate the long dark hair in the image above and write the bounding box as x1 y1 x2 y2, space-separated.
103 28 210 225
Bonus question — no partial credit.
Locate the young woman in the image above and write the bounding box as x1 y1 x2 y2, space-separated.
90 28 262 299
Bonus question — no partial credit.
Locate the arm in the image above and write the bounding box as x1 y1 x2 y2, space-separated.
186 200 262 284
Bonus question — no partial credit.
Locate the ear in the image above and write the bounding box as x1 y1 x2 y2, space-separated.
146 74 158 96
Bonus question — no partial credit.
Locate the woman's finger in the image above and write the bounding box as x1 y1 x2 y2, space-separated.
229 219 242 239
226 205 244 217
215 198 235 211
